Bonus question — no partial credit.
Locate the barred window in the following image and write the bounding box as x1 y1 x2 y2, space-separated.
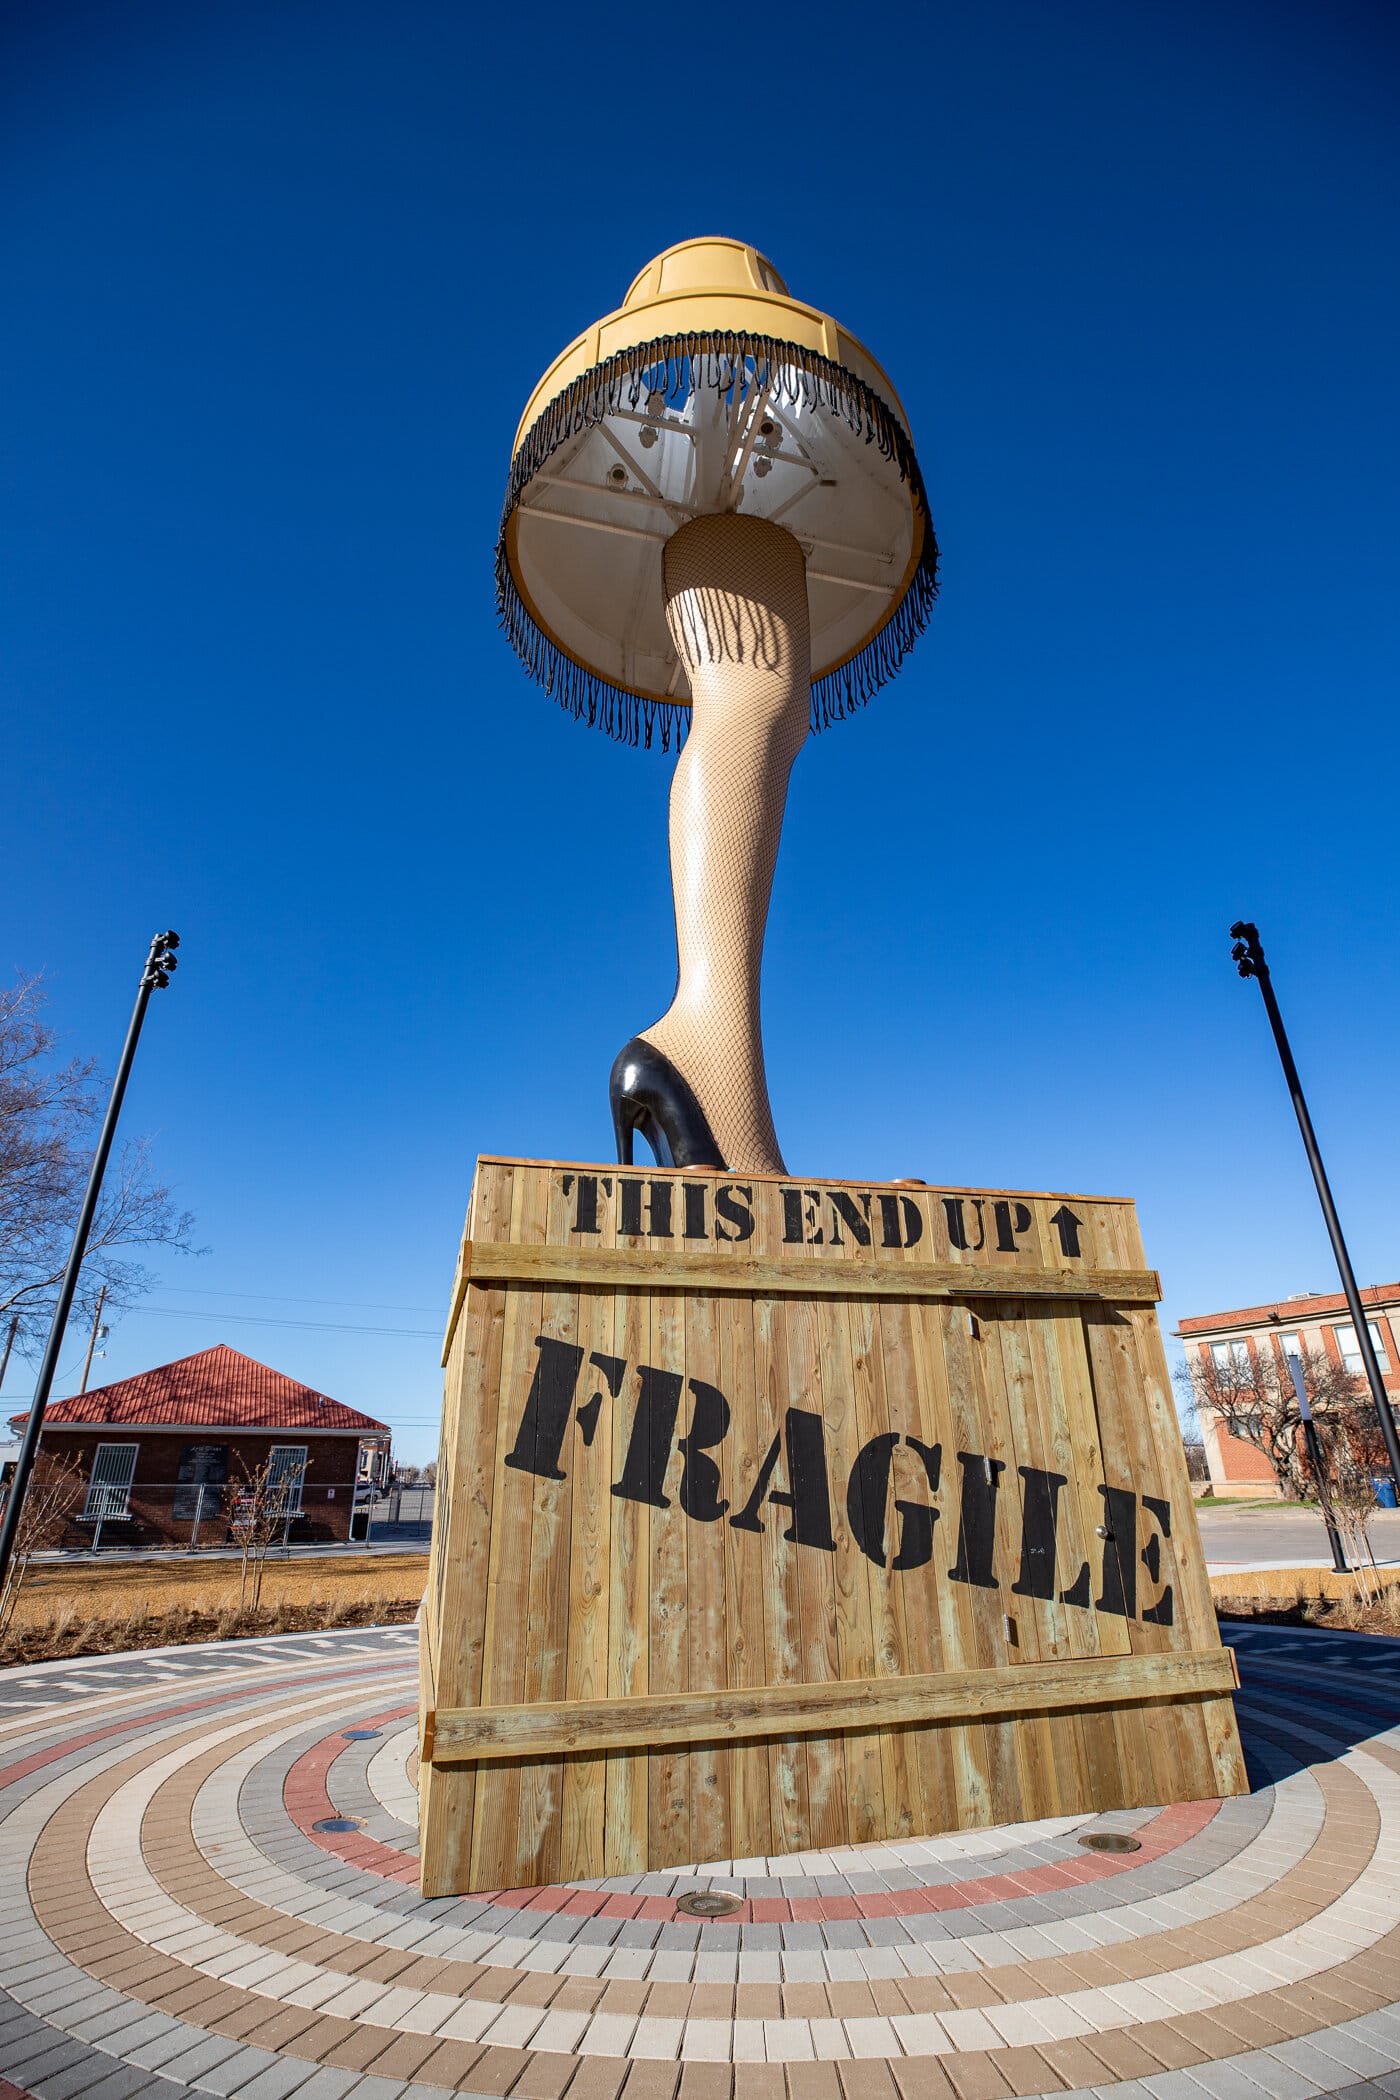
266 1445 307 1513
83 1442 137 1520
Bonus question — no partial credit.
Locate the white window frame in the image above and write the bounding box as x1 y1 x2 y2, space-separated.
1210 1340 1251 1373
1333 1322 1390 1374
266 1445 307 1514
83 1442 138 1521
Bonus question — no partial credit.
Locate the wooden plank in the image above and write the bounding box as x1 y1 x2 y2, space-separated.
480 1154 1139 1208
468 1166 548 1887
979 1301 1059 1820
744 1145 811 1856
559 1285 616 1878
956 1300 1023 1824
427 1646 1239 1760
515 1172 581 1883
789 1289 845 1849
440 1243 473 1362
844 1293 906 1840
683 1285 728 1865
874 1295 957 1834
464 1240 1161 1304
924 1298 983 1830
603 1269 651 1874
751 1292 810 1854
719 1277 768 1863
647 1284 690 1872
821 1292 886 1845
1013 1305 1100 1816
1080 1301 1169 1812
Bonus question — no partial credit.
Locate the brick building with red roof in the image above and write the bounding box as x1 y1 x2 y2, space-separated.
1175 1283 1400 1497
8 1344 392 1547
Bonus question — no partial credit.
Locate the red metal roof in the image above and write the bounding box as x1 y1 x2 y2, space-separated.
10 1345 390 1434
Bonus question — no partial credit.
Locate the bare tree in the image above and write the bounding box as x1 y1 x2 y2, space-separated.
1312 1389 1392 1597
0 1452 82 1634
0 973 196 1363
1176 1340 1363 1502
229 1452 308 1611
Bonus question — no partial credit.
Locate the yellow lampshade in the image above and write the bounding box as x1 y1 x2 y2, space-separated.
497 237 939 747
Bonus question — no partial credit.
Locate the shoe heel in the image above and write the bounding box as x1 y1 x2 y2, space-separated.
608 1036 725 1172
612 1093 635 1166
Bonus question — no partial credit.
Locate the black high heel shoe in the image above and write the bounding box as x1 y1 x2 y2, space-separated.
609 1037 727 1170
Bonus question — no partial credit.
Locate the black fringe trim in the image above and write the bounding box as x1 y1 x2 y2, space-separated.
495 331 940 749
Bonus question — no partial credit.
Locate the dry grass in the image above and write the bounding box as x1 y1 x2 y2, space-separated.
0 1552 429 1666
9 1551 428 1622
7 1553 1397 1668
1211 1564 1400 1636
0 1595 422 1667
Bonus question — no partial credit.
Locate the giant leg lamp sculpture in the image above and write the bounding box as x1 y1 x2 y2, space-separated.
419 263 1245 1893
497 239 939 1172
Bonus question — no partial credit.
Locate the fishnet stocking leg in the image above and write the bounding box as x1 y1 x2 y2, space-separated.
641 515 810 1175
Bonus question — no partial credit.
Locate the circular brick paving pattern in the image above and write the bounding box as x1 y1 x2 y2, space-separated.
1 1620 1399 2098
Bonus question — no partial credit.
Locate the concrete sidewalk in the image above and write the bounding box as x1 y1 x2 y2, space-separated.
0 1620 1398 2096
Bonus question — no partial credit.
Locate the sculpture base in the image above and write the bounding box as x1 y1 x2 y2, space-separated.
418 1158 1246 1896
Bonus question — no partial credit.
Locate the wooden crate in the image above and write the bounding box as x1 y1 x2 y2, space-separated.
418 1159 1246 1894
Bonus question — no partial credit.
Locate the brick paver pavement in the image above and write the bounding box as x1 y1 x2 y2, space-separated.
1 1620 1398 2097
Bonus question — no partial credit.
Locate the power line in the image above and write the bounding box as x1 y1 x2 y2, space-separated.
152 1283 442 1315
120 1304 439 1339
3 1347 90 1413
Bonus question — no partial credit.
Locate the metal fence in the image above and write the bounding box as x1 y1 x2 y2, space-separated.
5 1475 438 1556
41 1478 376 1553
369 1482 436 1527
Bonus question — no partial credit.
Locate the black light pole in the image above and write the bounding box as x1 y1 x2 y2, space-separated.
0 931 180 1590
1230 920 1400 1499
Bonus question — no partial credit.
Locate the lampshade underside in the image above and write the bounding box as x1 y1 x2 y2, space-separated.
497 240 939 746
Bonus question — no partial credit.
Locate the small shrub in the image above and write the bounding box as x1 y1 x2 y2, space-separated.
1214 1578 1400 1637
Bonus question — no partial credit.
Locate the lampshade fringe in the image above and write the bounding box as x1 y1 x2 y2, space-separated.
496 332 939 748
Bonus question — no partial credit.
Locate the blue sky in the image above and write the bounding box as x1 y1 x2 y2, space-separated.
3 0 1397 1460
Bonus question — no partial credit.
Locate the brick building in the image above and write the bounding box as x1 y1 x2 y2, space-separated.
1176 1283 1400 1497
8 1344 392 1547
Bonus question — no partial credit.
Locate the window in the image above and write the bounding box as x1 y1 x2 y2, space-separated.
1210 1340 1251 1373
83 1443 137 1520
1333 1323 1390 1375
266 1445 307 1513
1279 1333 1301 1360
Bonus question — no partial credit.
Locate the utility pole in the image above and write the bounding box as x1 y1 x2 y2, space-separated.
1230 921 1400 1499
0 932 181 1588
0 1315 18 1395
78 1286 108 1396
